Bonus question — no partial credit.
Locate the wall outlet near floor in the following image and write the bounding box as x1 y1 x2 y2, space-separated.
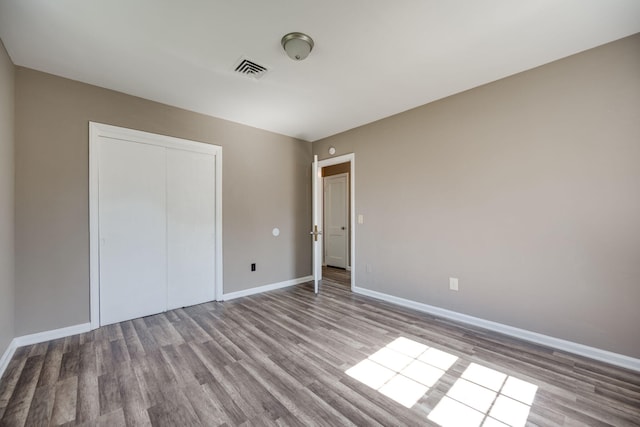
449 277 459 291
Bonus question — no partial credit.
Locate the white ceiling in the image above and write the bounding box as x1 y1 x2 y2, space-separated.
1 1 639 142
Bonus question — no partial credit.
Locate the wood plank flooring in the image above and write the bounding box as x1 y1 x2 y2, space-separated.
322 266 350 288
1 279 639 426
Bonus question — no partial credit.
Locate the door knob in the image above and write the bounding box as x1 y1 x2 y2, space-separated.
310 225 322 241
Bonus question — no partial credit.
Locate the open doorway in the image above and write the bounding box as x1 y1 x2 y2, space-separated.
316 154 355 290
322 163 350 287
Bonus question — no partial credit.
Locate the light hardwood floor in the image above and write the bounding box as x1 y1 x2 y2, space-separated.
1 279 639 426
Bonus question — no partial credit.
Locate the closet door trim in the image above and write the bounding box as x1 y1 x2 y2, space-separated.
89 122 223 330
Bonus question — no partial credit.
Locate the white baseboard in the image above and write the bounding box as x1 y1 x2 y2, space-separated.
0 339 18 381
14 323 92 347
353 286 640 372
0 322 91 380
222 276 313 301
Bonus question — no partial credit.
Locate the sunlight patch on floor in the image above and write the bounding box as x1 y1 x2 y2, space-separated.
345 337 456 408
428 363 538 427
345 337 538 426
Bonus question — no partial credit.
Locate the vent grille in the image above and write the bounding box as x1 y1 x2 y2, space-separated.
234 58 268 79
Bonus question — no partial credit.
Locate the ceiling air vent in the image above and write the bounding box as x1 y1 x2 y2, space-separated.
234 58 268 79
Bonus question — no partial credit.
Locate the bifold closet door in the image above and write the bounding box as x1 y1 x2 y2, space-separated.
167 149 216 310
98 139 168 326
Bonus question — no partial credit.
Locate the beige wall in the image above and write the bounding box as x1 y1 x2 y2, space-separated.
15 68 311 336
313 34 640 358
0 40 15 355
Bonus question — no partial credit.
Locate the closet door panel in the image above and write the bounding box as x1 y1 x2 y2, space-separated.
167 149 216 309
98 138 167 325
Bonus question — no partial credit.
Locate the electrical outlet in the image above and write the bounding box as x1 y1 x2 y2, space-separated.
251 263 256 272
449 277 459 291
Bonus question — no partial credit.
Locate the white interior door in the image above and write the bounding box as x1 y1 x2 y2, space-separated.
324 173 348 269
167 149 216 310
98 138 168 325
311 155 322 293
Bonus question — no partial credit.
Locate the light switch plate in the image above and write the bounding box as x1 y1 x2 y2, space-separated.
358 214 364 224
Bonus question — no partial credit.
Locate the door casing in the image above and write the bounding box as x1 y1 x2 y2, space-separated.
314 153 355 291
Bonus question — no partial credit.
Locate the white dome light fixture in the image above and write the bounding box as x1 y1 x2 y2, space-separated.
281 32 314 61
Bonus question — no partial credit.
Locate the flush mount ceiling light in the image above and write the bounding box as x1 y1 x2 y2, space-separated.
281 32 314 61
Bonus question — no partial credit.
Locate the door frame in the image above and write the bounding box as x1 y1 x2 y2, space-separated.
89 122 223 329
316 153 355 291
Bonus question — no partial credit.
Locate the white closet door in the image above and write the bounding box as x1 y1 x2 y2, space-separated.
167 149 216 309
98 138 167 325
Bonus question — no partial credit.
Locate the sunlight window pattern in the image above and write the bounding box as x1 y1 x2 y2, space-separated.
346 337 538 426
345 337 458 408
428 363 538 427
